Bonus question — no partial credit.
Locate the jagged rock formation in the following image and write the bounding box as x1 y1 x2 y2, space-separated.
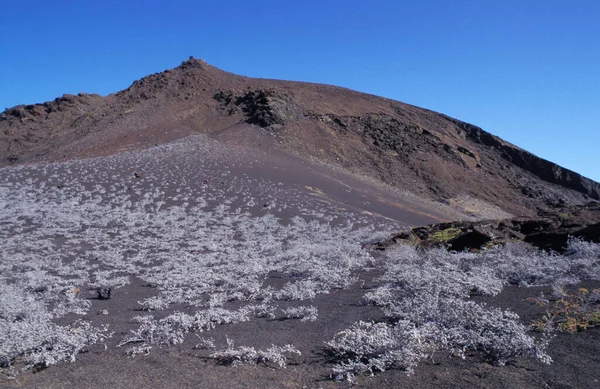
446 116 599 200
1 57 598 216
371 202 600 252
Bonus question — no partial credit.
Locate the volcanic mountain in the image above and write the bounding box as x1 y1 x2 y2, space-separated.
1 56 598 217
3 58 600 389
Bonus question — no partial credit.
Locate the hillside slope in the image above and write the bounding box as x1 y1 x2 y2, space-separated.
1 57 598 216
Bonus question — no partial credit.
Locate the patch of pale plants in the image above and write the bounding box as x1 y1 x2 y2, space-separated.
0 136 391 377
327 241 600 382
210 337 301 368
1 136 599 383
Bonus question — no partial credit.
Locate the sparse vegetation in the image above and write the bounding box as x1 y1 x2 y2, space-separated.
1 136 599 385
0 282 112 376
210 338 300 368
281 305 318 322
0 137 390 377
530 286 600 333
327 239 599 382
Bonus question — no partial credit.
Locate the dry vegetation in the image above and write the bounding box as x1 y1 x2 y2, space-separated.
1 135 599 385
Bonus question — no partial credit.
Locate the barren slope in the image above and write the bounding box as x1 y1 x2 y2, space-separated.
1 57 598 217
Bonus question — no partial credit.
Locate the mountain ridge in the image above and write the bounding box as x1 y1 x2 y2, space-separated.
1 57 598 217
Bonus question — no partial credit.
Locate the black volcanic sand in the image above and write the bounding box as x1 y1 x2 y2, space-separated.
6 280 600 389
1 135 599 388
210 124 453 225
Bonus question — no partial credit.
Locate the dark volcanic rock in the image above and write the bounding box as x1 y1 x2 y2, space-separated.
96 287 112 300
374 202 600 252
214 89 303 127
446 116 600 200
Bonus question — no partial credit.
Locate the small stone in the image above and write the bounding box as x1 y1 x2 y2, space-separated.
97 287 112 300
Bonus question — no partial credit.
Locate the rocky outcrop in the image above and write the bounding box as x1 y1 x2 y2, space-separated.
445 116 600 200
372 202 600 252
0 93 105 163
213 89 303 128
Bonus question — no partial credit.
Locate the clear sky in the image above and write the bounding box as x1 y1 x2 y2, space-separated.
1 1 598 181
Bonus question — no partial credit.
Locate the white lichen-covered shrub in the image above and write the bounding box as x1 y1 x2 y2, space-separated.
326 320 431 382
478 240 600 287
327 241 600 381
0 283 111 375
22 321 112 369
210 338 301 368
274 280 322 301
563 237 600 260
194 336 216 350
118 307 255 351
281 305 318 322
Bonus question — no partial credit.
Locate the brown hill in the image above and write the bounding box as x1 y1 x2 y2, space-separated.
1 56 598 217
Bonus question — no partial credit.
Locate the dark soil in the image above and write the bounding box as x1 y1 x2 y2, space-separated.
5 279 599 389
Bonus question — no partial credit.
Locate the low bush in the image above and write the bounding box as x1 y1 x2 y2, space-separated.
326 320 430 382
210 338 300 368
327 240 600 381
530 287 600 333
281 305 318 322
0 284 112 377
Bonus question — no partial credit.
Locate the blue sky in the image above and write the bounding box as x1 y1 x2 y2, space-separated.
1 1 598 181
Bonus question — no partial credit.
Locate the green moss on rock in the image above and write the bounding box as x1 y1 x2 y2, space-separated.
431 227 462 242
